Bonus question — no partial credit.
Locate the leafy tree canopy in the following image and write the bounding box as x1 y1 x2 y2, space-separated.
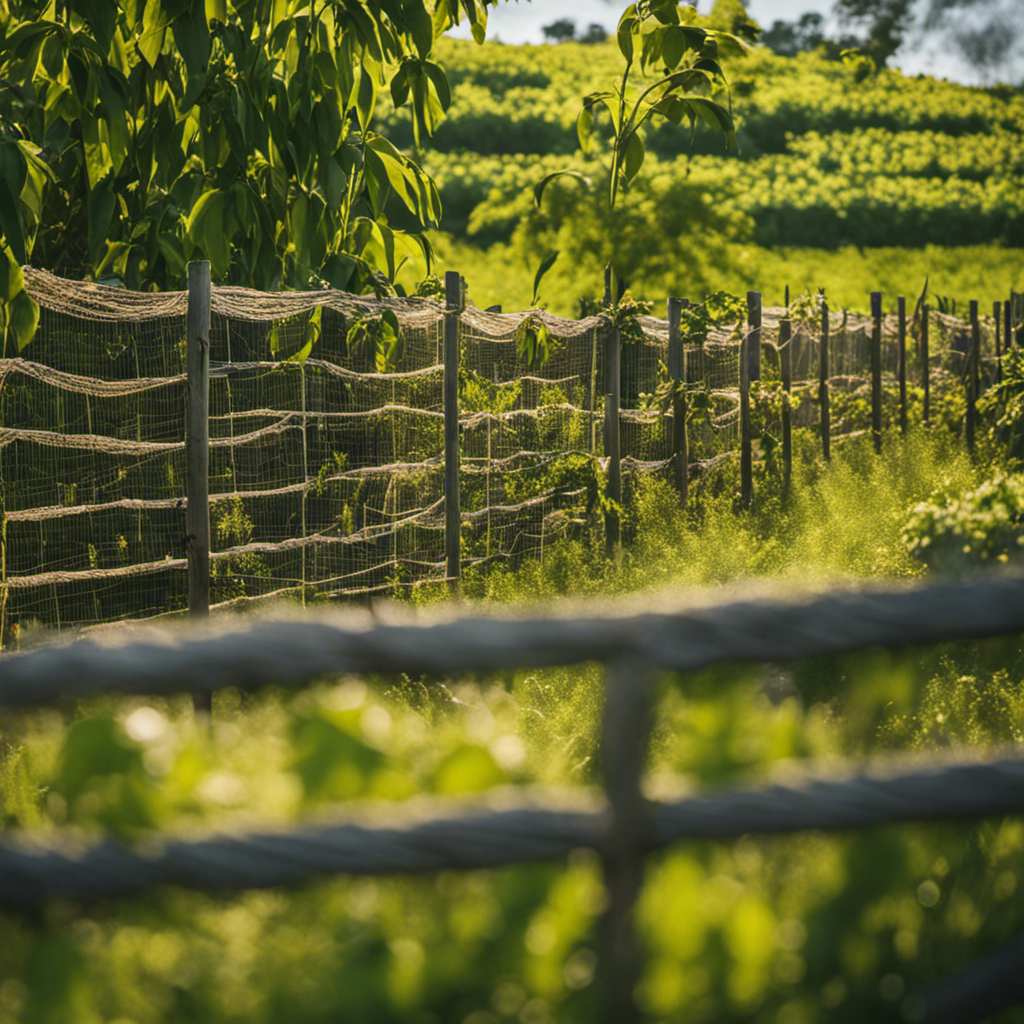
0 0 757 355
0 0 501 351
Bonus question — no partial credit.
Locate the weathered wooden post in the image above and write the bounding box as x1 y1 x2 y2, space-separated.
605 306 622 559
820 297 831 461
667 297 688 506
870 291 883 454
599 656 653 1024
966 300 979 458
1006 299 1014 354
897 295 907 435
922 303 930 425
186 259 211 715
741 291 760 508
444 271 462 596
780 302 792 497
994 300 1003 384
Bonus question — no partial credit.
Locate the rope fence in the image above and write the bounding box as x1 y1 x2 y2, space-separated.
1 267 1016 639
2 572 1024 1022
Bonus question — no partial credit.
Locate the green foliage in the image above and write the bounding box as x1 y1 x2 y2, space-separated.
381 39 1024 307
608 289 652 345
979 348 1024 464
902 471 1024 572
346 308 404 372
678 288 747 345
3 427 1019 1023
515 314 557 370
0 0 510 348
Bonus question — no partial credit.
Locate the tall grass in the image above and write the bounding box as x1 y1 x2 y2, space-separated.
468 425 980 606
1 426 1019 1024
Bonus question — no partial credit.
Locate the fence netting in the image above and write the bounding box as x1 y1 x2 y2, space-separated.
0 270 1004 639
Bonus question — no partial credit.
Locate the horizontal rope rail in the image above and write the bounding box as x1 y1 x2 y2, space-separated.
211 358 443 383
2 756 1024 911
0 418 295 454
1 572 1022 704
0 358 186 395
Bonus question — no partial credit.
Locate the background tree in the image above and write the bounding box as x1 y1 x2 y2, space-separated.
0 0 499 352
541 18 578 43
833 0 916 65
832 0 1024 78
761 12 861 57
541 20 610 45
535 1 749 300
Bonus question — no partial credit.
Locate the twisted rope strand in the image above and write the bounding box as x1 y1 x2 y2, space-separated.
3 758 1024 911
2 573 1022 706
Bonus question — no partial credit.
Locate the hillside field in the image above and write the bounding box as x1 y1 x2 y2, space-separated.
377 39 1024 314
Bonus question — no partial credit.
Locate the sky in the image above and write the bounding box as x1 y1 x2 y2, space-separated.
447 0 1001 84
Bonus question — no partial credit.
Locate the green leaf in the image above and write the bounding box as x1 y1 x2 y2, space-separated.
404 0 434 59
531 250 558 307
96 239 132 277
286 305 321 364
320 252 358 291
576 104 593 153
663 25 690 67
354 67 376 133
70 0 120 51
87 177 116 268
0 245 24 304
616 14 636 63
0 149 27 265
423 60 451 112
137 0 170 67
8 287 40 352
389 62 410 106
378 308 403 370
533 169 591 208
291 708 387 802
432 743 505 795
621 131 645 186
185 188 230 276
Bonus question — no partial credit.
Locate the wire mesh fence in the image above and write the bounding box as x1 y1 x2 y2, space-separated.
0 268 1013 639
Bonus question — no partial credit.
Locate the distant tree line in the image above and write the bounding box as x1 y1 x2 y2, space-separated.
541 19 608 45
761 0 1023 81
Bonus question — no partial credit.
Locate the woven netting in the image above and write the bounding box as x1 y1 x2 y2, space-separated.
0 270 999 639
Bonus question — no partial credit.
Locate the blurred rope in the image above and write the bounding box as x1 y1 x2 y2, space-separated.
1 571 1023 707
4 757 1024 911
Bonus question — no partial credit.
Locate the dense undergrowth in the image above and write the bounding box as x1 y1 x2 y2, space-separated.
3 421 1024 1024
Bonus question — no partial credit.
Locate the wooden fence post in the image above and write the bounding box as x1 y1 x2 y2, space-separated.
599 656 653 1024
667 297 688 506
780 307 792 497
870 291 883 454
746 290 762 383
740 292 758 509
186 259 211 715
994 301 1003 384
605 314 622 559
897 295 907 435
967 300 979 458
922 303 930 425
1006 299 1014 355
444 271 462 596
820 297 830 461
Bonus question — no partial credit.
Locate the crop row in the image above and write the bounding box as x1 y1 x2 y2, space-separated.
420 139 1024 248
373 40 1024 158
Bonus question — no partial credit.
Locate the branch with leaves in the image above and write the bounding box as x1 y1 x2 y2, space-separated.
0 0 497 352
